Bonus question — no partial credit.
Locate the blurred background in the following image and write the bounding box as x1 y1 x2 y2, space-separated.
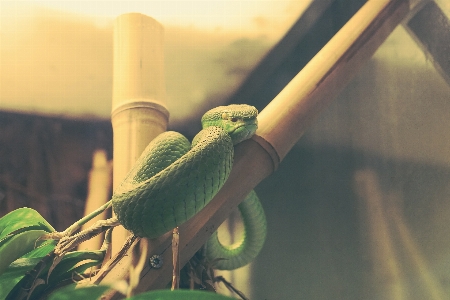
1 0 450 299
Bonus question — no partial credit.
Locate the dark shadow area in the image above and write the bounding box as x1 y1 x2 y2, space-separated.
0 112 112 231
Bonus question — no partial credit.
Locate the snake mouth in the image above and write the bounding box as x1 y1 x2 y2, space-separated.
230 122 258 144
230 122 257 133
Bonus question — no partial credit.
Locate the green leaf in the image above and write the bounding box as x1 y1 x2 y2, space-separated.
0 230 50 276
21 240 57 258
0 208 56 277
48 250 105 285
3 254 57 300
129 289 237 300
5 248 105 299
47 284 110 300
56 250 105 271
1 241 56 299
0 257 42 300
48 287 236 300
0 208 55 239
67 260 101 277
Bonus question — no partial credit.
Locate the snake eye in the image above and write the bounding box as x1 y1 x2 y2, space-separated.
221 113 228 120
230 117 238 122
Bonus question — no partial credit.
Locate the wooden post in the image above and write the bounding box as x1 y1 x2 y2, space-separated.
100 0 410 297
111 13 169 253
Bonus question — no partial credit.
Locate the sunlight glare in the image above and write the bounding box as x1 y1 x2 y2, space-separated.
30 1 300 30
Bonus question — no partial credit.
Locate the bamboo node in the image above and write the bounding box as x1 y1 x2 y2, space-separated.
251 134 280 171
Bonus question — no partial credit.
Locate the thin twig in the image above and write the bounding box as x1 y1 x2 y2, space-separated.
92 234 140 285
214 276 249 300
127 238 148 297
171 227 180 290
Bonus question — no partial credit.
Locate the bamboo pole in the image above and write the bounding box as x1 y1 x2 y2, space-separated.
257 0 409 161
78 150 112 251
111 13 169 253
100 0 410 297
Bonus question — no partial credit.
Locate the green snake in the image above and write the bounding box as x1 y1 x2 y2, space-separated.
56 104 266 271
112 104 266 270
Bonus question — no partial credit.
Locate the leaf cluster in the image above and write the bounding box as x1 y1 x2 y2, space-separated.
0 208 237 300
0 208 105 299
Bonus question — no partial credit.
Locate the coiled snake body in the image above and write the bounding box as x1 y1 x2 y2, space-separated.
58 104 266 270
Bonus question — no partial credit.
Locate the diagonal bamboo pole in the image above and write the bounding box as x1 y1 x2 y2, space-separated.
100 0 410 297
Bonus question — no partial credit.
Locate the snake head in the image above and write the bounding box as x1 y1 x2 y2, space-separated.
201 104 258 145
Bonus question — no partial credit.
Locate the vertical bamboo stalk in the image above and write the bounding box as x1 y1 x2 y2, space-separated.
78 149 112 251
111 13 169 253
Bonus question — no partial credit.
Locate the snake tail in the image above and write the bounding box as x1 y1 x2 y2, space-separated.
205 190 267 270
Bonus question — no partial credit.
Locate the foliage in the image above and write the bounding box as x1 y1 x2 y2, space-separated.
47 285 236 300
128 289 236 300
0 208 235 300
46 284 110 300
0 208 55 275
0 208 105 300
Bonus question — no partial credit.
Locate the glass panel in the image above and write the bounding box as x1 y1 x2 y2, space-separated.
253 24 450 299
